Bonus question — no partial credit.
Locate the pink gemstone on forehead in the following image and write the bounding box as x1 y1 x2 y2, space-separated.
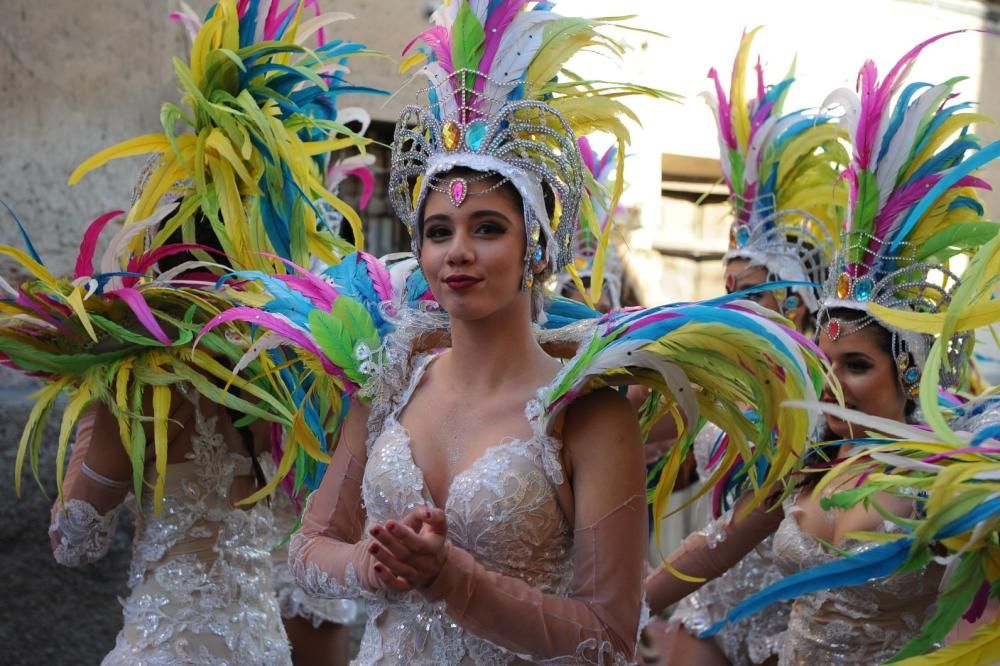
449 178 467 207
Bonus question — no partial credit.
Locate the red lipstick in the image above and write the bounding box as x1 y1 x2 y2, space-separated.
443 274 482 291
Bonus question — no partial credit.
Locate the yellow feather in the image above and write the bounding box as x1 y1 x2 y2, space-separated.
68 134 173 185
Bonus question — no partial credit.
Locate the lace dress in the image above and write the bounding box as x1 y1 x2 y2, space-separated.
289 352 648 664
771 498 940 665
668 423 790 664
49 394 291 665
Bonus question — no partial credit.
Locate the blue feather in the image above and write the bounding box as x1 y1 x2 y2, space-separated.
891 140 1000 255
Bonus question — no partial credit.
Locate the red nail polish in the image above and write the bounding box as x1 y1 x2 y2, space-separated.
387 523 396 531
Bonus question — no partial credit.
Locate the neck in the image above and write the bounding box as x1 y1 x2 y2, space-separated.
446 299 551 390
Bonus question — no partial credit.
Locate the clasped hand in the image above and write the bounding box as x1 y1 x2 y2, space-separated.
367 505 449 592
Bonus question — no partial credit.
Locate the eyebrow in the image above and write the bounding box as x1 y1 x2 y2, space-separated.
424 209 515 226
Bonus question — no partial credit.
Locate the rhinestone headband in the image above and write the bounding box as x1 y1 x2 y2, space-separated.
817 234 970 391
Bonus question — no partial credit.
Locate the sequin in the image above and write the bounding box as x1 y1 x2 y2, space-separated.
854 276 874 301
291 352 631 664
52 392 292 664
836 273 851 299
827 318 842 340
441 120 461 151
465 119 488 151
735 225 750 247
449 178 467 207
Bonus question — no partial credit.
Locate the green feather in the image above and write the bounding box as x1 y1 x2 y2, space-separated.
451 1 486 94
917 222 1000 263
849 170 880 263
889 551 984 661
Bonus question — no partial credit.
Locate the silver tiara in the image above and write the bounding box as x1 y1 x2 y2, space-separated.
388 69 585 282
817 232 970 393
725 195 837 314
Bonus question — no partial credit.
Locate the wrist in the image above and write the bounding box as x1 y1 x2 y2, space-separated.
419 540 454 596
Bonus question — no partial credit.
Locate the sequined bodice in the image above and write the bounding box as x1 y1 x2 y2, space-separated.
770 498 939 665
356 355 574 664
102 404 289 665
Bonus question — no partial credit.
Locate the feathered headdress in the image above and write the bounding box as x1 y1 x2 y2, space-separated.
69 0 382 272
389 0 675 289
710 27 848 316
700 193 1000 664
554 136 624 310
817 31 1000 395
2 0 381 511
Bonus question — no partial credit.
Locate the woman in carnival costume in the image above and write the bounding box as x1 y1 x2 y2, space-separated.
1 2 378 663
197 2 828 663
709 226 1000 665
648 27 848 666
646 32 1000 665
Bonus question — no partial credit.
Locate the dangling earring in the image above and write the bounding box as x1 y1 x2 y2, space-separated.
783 294 800 321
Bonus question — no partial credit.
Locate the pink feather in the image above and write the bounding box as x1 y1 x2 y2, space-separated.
577 137 597 176
75 211 124 279
107 287 173 345
474 0 532 94
198 307 347 381
344 167 375 209
358 252 394 302
403 26 454 75
708 67 736 149
128 243 212 276
274 274 338 310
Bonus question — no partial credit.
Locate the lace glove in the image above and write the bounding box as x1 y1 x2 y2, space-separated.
49 409 130 566
645 494 784 614
288 402 382 599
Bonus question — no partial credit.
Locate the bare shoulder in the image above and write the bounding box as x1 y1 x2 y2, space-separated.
563 386 637 429
561 388 641 461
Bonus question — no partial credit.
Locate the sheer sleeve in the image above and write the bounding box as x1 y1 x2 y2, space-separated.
644 494 784 614
288 400 381 599
49 407 130 566
422 389 648 663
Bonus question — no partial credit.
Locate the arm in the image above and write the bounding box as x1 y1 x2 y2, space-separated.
49 404 131 566
421 389 648 662
644 493 784 614
288 399 382 598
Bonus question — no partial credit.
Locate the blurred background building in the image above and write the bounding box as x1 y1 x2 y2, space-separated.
2 0 1000 662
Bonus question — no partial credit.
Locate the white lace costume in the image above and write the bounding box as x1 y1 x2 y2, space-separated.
669 424 790 664
771 496 939 665
648 487 940 666
49 391 291 665
289 351 647 664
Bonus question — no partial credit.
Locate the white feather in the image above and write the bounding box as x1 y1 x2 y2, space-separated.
99 204 177 284
783 400 958 442
481 10 558 111
868 451 945 473
233 332 285 375
822 87 861 143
